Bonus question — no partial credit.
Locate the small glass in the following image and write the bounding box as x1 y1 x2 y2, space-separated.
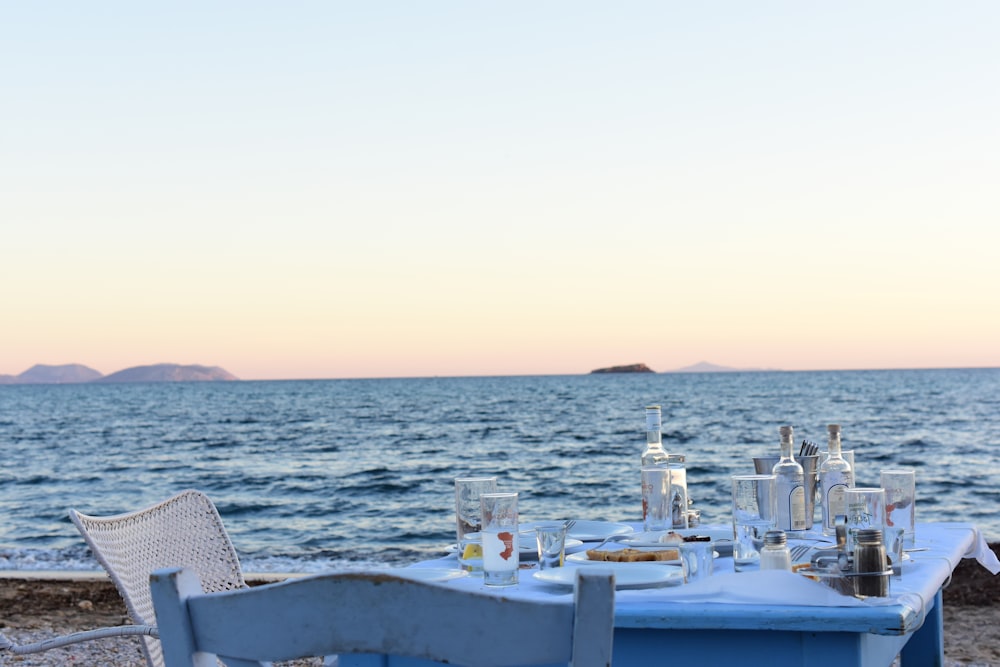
534 523 568 571
881 469 915 547
641 466 670 532
480 492 519 586
679 539 714 583
844 487 886 553
731 474 776 572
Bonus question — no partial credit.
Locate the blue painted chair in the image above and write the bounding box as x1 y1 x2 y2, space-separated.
150 568 616 667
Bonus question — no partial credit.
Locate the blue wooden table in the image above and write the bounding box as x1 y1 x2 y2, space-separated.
341 522 984 667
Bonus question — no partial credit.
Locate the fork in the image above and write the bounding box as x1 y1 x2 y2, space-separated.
590 533 632 550
563 519 576 532
799 440 820 457
789 544 812 562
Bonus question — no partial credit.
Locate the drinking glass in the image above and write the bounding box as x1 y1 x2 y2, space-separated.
844 487 886 553
679 540 714 583
641 466 670 532
731 474 776 572
668 464 689 529
454 477 497 573
480 492 519 586
881 469 916 547
534 523 568 570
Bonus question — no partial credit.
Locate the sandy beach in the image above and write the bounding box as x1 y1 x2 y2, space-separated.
2 549 999 666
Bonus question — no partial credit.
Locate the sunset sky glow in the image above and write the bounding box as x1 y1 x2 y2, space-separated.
2 2 998 380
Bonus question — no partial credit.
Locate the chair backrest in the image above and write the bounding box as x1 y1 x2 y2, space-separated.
150 568 616 667
70 489 247 667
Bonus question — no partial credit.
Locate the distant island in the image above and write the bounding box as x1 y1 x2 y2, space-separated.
0 363 239 385
590 363 655 374
588 361 780 375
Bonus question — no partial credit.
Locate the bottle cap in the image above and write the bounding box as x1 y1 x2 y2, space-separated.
779 425 793 438
764 530 787 546
827 424 841 435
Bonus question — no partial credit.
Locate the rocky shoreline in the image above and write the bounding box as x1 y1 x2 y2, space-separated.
2 549 998 666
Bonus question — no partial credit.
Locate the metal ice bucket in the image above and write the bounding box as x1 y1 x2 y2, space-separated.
753 454 819 530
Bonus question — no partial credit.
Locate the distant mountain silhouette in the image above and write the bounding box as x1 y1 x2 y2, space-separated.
0 363 238 384
98 364 238 383
668 361 779 373
5 363 103 384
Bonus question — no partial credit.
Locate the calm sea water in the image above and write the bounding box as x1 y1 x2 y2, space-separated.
2 368 998 572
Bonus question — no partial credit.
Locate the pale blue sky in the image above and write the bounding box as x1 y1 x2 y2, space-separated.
2 2 998 379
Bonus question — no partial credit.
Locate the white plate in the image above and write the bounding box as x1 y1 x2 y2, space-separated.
566 547 682 566
624 528 734 556
391 568 470 582
624 527 733 547
561 521 634 542
533 564 683 589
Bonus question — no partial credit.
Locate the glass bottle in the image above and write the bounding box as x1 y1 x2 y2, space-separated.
759 530 792 571
772 425 807 532
819 424 854 536
641 405 669 467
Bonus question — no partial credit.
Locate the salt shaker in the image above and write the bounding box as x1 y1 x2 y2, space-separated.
853 528 889 597
759 530 792 571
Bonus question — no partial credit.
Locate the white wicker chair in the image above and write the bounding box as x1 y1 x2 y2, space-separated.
69 489 248 667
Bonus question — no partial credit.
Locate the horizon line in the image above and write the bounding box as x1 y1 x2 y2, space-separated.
4 363 998 385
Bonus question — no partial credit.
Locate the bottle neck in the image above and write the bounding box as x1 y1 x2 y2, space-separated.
779 435 794 459
827 425 842 456
828 435 842 457
645 408 663 448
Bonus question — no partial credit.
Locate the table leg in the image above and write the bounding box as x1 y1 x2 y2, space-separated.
900 590 944 667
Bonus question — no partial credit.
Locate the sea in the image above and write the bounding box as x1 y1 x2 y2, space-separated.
2 368 998 574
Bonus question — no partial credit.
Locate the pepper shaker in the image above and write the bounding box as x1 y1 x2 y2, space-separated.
853 528 889 597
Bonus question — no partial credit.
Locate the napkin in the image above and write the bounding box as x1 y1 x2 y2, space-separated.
965 528 1000 575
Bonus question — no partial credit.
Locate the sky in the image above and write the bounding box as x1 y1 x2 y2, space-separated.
2 2 998 380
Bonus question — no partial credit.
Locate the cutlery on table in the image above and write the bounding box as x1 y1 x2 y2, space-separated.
799 440 820 457
789 544 812 562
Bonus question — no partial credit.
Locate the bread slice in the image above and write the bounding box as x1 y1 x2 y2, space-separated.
585 547 679 562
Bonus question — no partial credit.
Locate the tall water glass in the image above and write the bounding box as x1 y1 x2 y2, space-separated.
454 477 498 543
731 474 776 572
641 466 670 532
845 487 885 553
454 477 497 573
881 468 916 547
480 492 519 586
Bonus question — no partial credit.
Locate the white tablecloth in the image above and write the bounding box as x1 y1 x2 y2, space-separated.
409 522 996 621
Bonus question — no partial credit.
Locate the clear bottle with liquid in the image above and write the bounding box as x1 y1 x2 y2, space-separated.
641 405 669 467
772 425 807 532
819 424 854 536
759 530 792 571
